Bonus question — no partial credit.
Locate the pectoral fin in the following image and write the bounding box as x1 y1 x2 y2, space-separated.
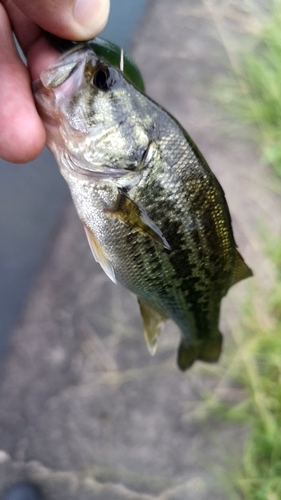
105 188 171 250
177 334 222 371
83 224 116 283
138 298 167 355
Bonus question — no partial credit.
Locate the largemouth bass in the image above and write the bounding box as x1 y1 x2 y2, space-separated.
33 39 252 371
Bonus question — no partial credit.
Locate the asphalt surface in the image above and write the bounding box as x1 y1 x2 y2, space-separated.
1 0 281 499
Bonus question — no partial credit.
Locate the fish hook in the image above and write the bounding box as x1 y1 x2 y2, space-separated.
119 48 124 72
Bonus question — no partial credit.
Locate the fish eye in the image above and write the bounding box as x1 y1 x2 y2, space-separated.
91 64 119 91
94 68 109 89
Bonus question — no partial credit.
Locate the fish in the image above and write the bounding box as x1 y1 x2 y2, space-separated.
33 38 252 371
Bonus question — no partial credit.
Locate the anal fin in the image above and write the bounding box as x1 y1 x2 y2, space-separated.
83 224 116 283
138 298 167 355
105 188 171 250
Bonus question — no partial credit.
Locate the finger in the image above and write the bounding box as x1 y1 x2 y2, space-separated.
3 0 42 55
0 4 46 163
4 0 110 40
3 1 60 78
28 36 60 81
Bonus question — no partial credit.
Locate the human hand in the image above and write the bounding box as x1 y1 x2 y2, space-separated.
0 0 110 163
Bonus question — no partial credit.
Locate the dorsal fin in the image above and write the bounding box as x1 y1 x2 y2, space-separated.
231 250 253 286
138 298 167 355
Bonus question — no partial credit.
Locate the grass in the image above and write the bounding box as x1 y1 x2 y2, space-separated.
208 1 281 498
187 258 281 499
218 1 281 175
227 265 281 499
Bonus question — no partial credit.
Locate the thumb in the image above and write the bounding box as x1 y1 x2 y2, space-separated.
9 0 110 39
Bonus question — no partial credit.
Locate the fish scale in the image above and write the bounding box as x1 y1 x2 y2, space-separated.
33 40 252 370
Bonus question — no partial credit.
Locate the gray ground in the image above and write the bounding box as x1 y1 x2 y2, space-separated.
1 1 280 499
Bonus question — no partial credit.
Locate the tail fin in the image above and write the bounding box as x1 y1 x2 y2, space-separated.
177 333 223 371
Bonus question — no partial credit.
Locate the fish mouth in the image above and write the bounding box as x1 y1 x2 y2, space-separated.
32 45 90 109
32 46 88 136
32 46 90 166
33 82 57 126
33 79 65 155
34 45 89 90
33 45 129 182
34 87 128 181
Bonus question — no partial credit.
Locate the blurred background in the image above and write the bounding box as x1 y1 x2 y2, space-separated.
0 1 281 499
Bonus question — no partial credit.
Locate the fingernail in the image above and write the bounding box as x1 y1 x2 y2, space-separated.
74 0 110 33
